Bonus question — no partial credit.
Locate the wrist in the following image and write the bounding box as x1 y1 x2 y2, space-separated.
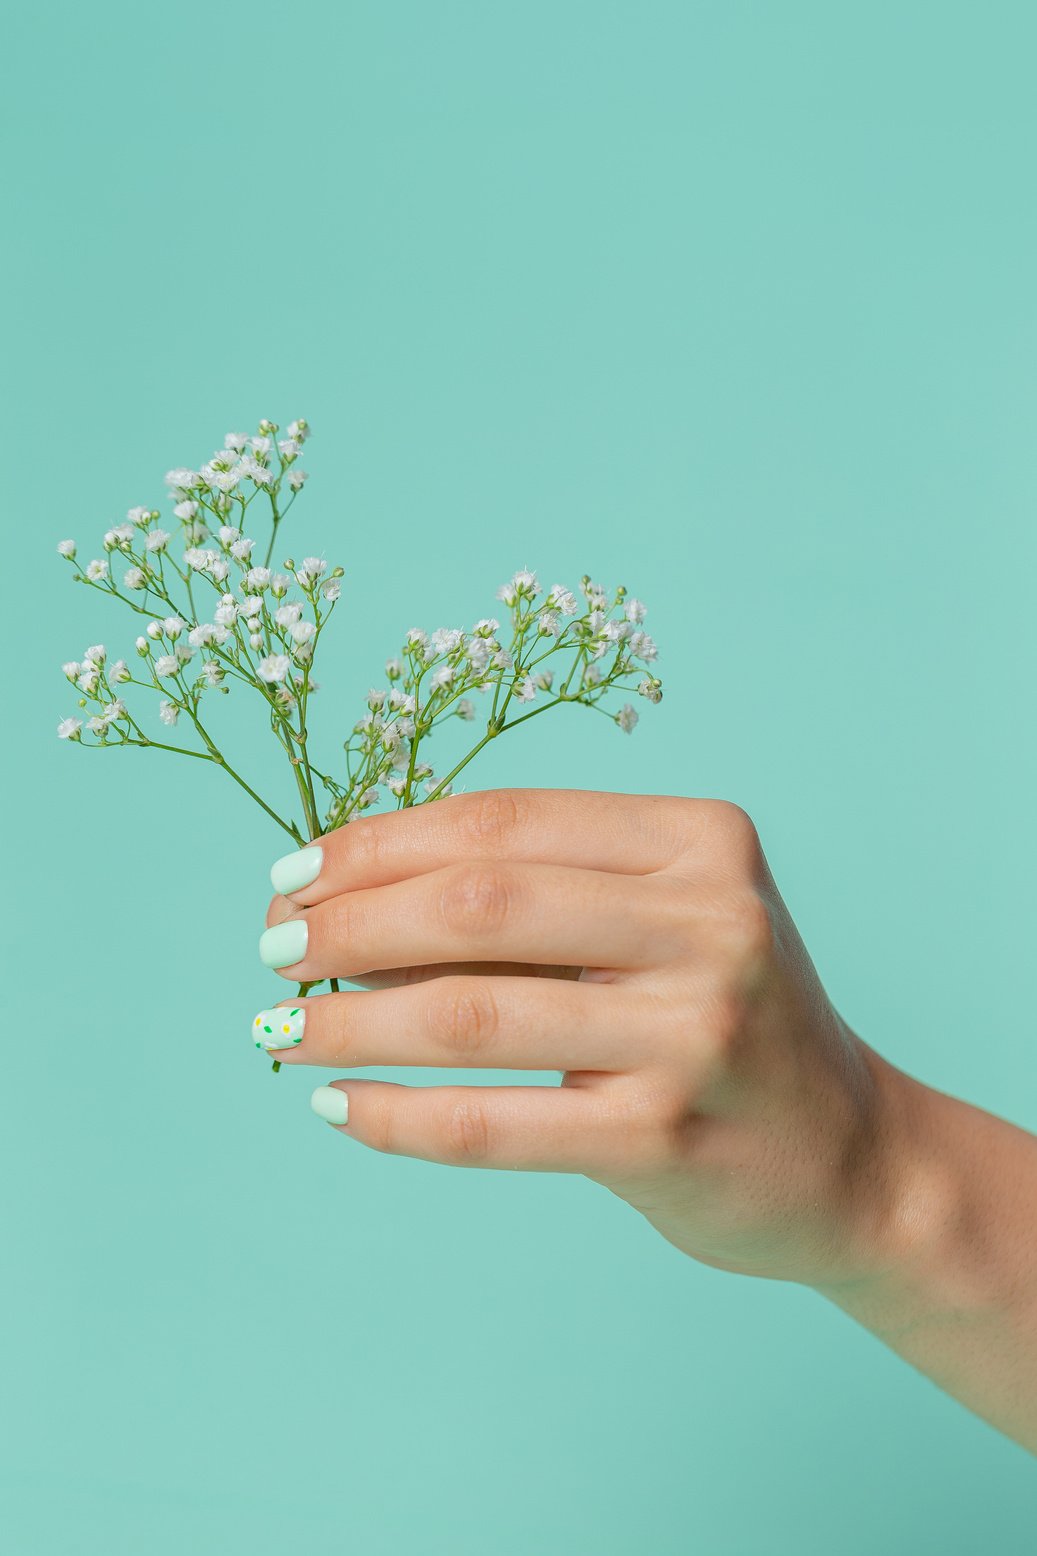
817 1047 1007 1328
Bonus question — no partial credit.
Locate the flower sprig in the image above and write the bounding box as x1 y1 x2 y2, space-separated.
56 418 664 1064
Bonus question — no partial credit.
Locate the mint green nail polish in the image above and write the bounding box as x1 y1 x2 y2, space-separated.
251 1006 305 1051
270 846 323 896
258 919 308 969
311 1086 349 1125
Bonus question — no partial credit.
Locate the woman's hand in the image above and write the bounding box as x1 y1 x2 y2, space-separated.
256 788 1037 1451
257 789 892 1283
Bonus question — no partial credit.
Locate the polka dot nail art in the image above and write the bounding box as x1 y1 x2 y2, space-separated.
252 1006 305 1051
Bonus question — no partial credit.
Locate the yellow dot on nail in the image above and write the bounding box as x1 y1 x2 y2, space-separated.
254 1018 261 1027
283 1025 291 1033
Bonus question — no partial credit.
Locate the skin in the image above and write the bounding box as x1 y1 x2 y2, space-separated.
263 788 1037 1454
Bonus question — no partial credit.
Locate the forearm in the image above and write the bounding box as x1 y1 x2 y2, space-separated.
818 1048 1037 1453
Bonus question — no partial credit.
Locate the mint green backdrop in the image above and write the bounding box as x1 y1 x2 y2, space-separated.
4 3 1036 1551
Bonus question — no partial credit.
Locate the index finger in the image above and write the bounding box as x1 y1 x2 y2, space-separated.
269 788 687 905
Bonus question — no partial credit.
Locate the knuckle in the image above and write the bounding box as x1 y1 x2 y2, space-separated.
443 1094 494 1164
430 978 500 1058
439 862 514 940
343 815 384 876
363 1092 397 1156
699 799 762 867
723 888 774 963
458 788 527 855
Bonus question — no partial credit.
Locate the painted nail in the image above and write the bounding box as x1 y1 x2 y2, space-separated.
258 918 309 970
270 846 323 896
252 1006 306 1051
311 1086 349 1126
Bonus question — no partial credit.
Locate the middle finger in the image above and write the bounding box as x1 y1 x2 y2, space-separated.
258 862 675 982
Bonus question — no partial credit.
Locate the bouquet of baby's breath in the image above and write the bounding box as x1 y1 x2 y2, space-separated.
57 419 663 1061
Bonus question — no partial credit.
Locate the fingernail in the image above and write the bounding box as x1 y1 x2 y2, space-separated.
258 919 309 970
252 1006 305 1051
311 1086 349 1125
270 846 323 896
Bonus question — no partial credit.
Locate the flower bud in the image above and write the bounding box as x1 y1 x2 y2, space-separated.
57 539 76 559
146 621 163 640
136 636 150 656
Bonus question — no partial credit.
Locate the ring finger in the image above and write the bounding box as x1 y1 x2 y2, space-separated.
250 973 641 1071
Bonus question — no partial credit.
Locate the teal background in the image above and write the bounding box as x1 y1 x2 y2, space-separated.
3 2 1036 1551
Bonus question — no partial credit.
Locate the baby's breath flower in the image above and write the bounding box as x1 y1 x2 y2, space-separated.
547 585 578 614
258 654 290 684
431 627 463 655
166 469 200 495
59 419 664 854
628 630 658 662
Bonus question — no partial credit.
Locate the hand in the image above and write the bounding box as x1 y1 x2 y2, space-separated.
257 788 898 1288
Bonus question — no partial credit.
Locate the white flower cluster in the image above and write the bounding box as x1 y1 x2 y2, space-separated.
325 569 662 825
58 423 663 848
